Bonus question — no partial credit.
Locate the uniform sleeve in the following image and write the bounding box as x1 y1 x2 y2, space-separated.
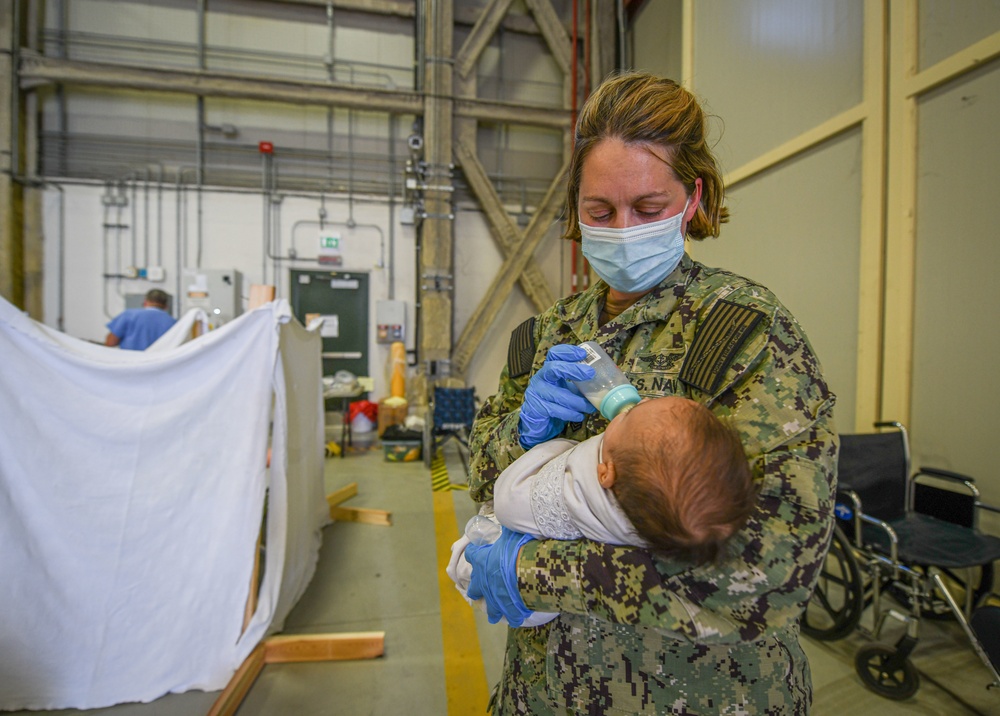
515 306 838 645
468 348 537 503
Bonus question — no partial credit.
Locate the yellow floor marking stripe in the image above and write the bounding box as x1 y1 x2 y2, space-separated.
431 450 470 491
432 455 490 715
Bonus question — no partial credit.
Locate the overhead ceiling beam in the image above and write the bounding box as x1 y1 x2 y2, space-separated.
19 53 423 113
271 0 547 35
18 53 569 128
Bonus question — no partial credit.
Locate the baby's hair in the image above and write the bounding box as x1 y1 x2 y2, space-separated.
610 399 756 565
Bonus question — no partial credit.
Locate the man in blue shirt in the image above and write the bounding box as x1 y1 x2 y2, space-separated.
105 289 176 350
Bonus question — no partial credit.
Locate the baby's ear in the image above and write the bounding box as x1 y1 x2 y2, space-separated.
597 461 616 489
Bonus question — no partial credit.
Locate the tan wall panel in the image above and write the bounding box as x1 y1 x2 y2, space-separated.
632 0 683 82
688 130 862 431
693 0 864 171
918 0 1000 69
909 62 1000 503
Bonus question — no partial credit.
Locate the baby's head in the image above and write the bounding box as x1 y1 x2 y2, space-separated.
597 396 756 565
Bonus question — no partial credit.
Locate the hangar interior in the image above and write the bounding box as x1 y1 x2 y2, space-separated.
2 0 1000 714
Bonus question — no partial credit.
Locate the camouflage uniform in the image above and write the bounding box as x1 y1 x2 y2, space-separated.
469 255 838 715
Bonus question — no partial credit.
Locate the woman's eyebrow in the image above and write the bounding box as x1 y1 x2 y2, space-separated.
580 191 671 203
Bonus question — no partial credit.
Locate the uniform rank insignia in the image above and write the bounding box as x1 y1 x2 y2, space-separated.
680 300 764 394
507 317 536 378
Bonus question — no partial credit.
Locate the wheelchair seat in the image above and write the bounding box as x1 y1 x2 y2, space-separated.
864 511 1000 570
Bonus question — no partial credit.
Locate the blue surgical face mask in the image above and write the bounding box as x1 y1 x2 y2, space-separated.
580 198 690 294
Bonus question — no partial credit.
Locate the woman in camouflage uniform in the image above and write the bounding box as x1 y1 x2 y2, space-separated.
465 72 838 715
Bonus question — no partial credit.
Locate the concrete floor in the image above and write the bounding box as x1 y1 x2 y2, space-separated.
10 432 1000 715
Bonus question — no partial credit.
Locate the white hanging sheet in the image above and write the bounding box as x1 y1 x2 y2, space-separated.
147 307 209 351
0 297 327 710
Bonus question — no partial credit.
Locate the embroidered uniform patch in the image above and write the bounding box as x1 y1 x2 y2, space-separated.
679 300 765 394
507 317 537 378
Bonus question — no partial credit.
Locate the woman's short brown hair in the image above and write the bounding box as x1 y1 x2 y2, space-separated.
563 71 728 242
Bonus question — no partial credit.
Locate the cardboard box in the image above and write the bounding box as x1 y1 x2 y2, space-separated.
378 398 408 437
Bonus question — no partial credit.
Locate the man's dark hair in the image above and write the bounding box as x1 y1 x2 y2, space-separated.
145 289 169 308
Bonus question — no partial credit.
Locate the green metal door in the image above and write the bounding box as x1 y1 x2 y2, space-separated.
290 269 369 380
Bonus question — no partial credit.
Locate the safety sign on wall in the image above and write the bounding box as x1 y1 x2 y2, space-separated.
319 232 343 266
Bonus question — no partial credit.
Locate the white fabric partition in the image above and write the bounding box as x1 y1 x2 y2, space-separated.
147 307 209 351
0 297 328 710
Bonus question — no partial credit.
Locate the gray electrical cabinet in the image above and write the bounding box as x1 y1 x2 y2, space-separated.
181 269 243 327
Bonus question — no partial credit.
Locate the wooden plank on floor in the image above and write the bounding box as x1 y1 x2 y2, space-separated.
330 505 392 526
326 483 359 508
206 643 266 716
264 632 385 663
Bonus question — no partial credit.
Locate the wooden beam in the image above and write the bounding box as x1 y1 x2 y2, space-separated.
327 483 391 525
326 482 359 508
330 505 392 526
903 27 1000 99
451 157 568 373
854 0 888 431
724 103 867 189
881 0 919 425
206 644 266 716
454 137 554 314
455 0 517 79
263 632 385 663
247 284 275 309
523 0 572 76
207 632 384 716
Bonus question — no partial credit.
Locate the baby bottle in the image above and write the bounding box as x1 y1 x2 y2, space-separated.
571 341 641 421
465 514 502 546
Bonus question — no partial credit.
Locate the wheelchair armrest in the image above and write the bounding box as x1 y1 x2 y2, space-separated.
912 468 982 528
915 466 976 485
859 513 901 574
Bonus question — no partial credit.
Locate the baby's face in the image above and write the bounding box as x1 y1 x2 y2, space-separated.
600 395 695 463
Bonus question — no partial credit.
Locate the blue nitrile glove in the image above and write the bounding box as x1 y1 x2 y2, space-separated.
518 344 596 449
465 527 536 627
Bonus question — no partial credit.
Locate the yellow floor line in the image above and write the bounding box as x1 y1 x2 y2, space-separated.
432 453 490 715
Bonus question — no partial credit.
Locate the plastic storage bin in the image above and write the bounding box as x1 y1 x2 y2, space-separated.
383 439 423 462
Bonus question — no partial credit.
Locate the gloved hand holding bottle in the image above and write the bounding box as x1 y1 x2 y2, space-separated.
518 344 597 449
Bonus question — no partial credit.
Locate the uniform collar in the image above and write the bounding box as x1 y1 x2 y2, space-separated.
557 254 696 333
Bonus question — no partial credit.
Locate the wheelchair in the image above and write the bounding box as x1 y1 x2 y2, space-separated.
422 386 477 473
802 421 1000 700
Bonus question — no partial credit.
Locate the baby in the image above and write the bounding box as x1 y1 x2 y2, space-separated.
448 396 757 623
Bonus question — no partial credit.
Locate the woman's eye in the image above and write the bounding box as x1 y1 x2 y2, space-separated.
636 208 664 217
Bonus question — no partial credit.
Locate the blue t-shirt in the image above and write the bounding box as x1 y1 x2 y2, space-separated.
106 307 177 350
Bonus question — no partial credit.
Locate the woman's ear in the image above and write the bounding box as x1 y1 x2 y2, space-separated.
597 461 616 489
686 177 703 223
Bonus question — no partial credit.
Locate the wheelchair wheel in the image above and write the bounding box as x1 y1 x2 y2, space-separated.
855 644 920 700
802 524 864 641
